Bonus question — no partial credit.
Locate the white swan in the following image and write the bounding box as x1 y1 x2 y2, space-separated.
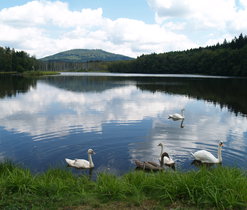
157 143 175 166
168 108 185 120
191 141 223 163
65 148 96 169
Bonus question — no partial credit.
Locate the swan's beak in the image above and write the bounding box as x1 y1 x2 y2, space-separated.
93 151 96 154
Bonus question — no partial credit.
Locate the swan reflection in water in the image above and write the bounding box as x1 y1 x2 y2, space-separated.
169 117 185 128
180 119 185 128
191 160 222 169
66 165 94 180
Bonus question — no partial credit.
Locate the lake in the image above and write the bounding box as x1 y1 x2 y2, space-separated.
0 72 247 177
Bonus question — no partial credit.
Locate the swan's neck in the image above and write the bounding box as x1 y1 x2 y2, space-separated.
217 145 222 163
181 109 184 116
160 154 164 166
160 145 163 157
88 154 94 167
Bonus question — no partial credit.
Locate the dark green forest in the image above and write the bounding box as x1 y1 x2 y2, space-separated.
108 34 247 76
0 47 38 72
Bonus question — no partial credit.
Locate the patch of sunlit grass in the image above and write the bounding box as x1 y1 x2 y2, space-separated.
0 161 246 209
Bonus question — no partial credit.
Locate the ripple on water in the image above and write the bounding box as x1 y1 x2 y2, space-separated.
31 125 88 141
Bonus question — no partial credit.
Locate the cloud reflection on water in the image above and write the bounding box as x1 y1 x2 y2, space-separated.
0 82 189 140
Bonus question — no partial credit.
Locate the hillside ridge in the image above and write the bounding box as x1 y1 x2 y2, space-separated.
40 49 133 62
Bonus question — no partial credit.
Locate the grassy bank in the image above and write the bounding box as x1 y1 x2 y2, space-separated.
0 71 60 76
0 162 246 209
0 72 17 74
22 71 60 76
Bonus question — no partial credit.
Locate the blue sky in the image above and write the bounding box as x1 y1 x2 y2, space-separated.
1 0 247 58
0 0 154 23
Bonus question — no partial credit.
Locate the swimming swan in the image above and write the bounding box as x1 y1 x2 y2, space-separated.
168 108 185 120
65 149 96 169
134 152 169 171
158 143 175 166
191 141 223 163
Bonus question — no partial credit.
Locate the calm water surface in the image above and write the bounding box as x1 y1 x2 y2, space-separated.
0 72 247 177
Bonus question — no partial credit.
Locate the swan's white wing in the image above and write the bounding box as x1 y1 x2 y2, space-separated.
65 158 75 167
163 157 175 165
192 150 218 163
74 159 90 168
65 158 90 168
173 113 182 118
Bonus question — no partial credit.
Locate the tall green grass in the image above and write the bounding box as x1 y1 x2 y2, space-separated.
0 161 246 209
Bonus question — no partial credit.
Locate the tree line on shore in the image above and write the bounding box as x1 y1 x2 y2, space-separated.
38 60 109 72
1 33 247 76
0 47 38 72
0 46 109 73
108 34 247 76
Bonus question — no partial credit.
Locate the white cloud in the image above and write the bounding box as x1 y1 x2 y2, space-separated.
0 0 197 58
147 0 191 19
148 0 247 45
148 0 240 26
1 0 247 58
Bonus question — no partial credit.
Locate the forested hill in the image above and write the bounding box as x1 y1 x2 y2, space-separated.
108 34 247 76
40 49 133 62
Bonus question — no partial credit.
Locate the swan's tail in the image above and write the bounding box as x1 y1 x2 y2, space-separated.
65 158 75 166
190 152 195 158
